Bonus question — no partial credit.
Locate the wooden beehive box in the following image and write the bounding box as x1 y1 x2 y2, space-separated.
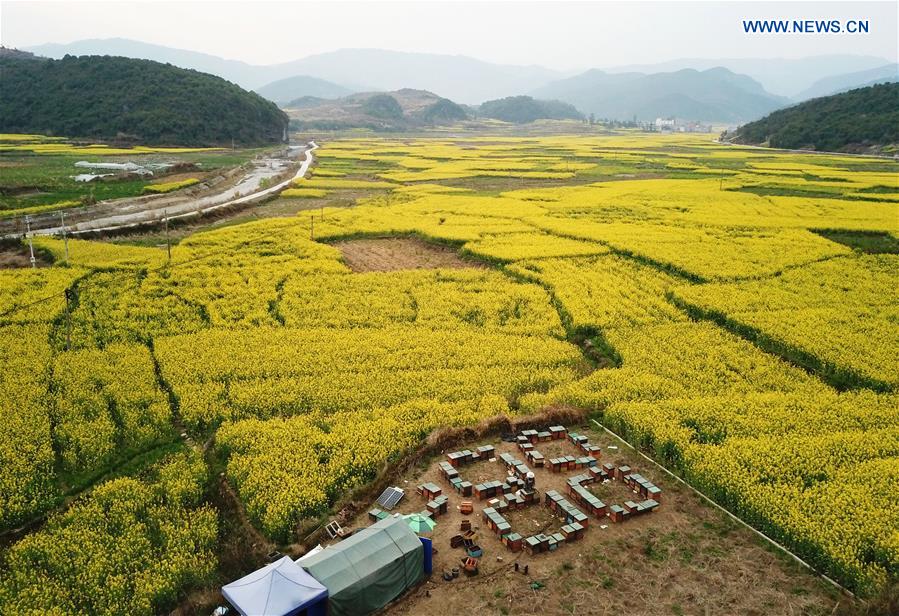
504 532 523 552
420 482 442 500
477 445 495 458
514 464 531 479
640 499 660 513
427 495 448 515
578 456 597 468
608 504 625 523
521 429 539 443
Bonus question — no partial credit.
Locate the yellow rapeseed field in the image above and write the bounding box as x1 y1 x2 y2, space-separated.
142 178 200 194
1 132 896 611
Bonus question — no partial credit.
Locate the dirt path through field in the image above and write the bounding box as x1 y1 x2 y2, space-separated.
3 142 317 238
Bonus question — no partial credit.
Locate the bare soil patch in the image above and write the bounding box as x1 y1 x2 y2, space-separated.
334 237 488 272
339 426 844 616
0 242 51 268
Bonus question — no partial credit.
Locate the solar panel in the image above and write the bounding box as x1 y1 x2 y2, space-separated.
376 486 405 510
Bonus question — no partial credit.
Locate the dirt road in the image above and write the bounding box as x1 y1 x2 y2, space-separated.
4 141 317 238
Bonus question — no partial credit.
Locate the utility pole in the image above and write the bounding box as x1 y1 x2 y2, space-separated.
60 211 69 265
310 215 315 240
163 210 171 262
25 215 36 268
64 288 73 350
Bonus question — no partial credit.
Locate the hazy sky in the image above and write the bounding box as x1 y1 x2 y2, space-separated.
2 1 896 69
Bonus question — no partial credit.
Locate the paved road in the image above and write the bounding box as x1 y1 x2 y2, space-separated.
7 141 318 238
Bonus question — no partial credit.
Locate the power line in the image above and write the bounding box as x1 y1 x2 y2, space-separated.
2 141 321 320
0 244 236 320
0 293 64 319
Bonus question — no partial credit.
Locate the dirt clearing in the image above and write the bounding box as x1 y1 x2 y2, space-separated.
0 241 51 268
333 237 488 272
340 426 844 616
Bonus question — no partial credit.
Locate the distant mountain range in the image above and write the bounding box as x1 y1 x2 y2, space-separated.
287 90 584 130
531 67 788 123
729 82 899 154
796 64 899 101
25 39 563 104
602 55 892 98
270 49 562 104
255 75 353 106
26 38 283 89
20 38 897 124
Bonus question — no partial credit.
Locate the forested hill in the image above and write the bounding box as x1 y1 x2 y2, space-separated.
477 96 583 123
729 83 899 153
0 52 289 146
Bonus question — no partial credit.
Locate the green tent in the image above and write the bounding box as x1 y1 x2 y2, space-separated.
403 513 436 534
300 516 424 616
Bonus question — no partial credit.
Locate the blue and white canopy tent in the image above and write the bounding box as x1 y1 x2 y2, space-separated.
222 556 328 616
